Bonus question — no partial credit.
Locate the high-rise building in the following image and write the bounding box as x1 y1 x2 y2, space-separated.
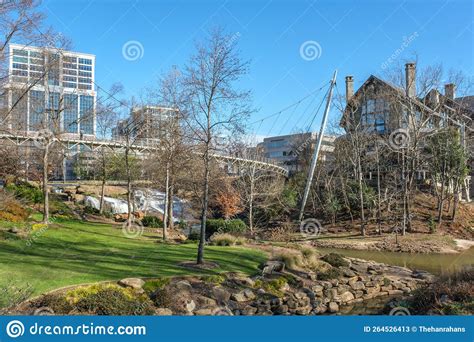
6 43 96 138
112 106 178 144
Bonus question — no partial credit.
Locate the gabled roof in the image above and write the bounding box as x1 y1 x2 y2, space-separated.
341 74 473 129
340 75 434 127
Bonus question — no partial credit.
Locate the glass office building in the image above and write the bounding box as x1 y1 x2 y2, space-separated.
6 43 96 138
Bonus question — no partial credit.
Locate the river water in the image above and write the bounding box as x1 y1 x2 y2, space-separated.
318 247 474 275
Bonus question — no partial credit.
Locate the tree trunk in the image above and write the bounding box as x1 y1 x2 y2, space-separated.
357 156 365 236
168 181 174 230
197 148 210 265
99 154 106 214
125 146 132 228
42 143 50 224
163 161 170 241
248 168 255 233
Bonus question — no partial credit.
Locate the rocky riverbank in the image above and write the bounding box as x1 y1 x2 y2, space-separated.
15 256 434 316
311 234 469 254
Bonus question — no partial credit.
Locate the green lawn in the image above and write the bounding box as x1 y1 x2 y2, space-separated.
0 219 266 296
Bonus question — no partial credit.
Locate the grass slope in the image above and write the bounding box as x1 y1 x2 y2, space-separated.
0 219 266 296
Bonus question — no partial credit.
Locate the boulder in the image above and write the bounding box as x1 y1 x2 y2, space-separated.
212 286 231 303
196 295 217 307
176 280 193 292
194 307 215 316
328 302 339 313
231 289 255 302
340 291 355 303
185 299 196 313
155 308 173 316
241 305 258 316
118 278 145 289
350 281 365 291
234 276 255 287
262 260 285 274
388 289 404 296
273 304 289 315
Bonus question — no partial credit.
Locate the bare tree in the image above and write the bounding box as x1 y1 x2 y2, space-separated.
94 84 123 213
183 28 252 264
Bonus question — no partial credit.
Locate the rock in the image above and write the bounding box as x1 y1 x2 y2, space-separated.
350 281 365 291
286 299 297 309
262 260 285 274
328 302 339 313
347 276 359 285
212 286 231 303
243 289 256 301
176 280 193 292
185 300 196 313
401 286 411 293
155 308 173 316
196 295 217 307
388 290 404 296
194 307 214 316
241 305 258 316
313 304 327 314
8 228 19 234
118 278 145 289
312 285 324 293
350 263 367 274
337 284 351 294
320 281 333 289
340 291 355 303
213 307 234 316
273 304 288 315
354 290 364 298
232 292 247 302
295 306 312 315
294 292 307 300
364 285 380 295
232 289 255 302
341 268 356 277
234 276 255 287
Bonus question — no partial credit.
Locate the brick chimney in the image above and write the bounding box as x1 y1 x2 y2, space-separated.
405 62 416 97
345 75 354 102
445 83 456 100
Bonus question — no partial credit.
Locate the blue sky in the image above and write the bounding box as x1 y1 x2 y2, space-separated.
39 0 473 140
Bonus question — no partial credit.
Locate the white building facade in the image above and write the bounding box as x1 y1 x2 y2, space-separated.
6 43 96 139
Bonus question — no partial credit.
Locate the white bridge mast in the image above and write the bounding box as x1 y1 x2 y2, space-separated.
299 70 338 221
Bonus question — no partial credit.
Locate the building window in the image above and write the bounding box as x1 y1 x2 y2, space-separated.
29 90 45 130
79 95 94 134
63 94 78 133
361 98 388 133
78 58 92 65
267 139 286 149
